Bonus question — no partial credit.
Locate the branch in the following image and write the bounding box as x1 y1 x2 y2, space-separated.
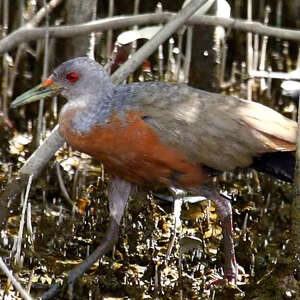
0 257 33 300
1 13 300 54
26 0 63 28
0 13 172 54
0 126 65 225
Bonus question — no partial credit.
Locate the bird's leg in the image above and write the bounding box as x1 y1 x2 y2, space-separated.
108 176 134 225
214 193 237 282
196 183 237 283
67 176 133 280
41 177 133 300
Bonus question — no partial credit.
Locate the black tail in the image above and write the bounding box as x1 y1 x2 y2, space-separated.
251 152 295 183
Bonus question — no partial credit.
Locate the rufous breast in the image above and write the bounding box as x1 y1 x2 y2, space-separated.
59 108 209 189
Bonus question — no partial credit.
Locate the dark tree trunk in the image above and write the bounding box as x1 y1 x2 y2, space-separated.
189 1 224 92
57 0 98 62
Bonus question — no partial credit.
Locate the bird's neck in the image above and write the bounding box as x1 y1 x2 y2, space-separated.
60 85 116 134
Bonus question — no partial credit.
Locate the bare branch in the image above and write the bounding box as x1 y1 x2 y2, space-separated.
0 257 33 300
0 13 172 54
1 13 300 55
27 0 63 28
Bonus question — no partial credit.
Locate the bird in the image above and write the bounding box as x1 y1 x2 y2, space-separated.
11 57 297 295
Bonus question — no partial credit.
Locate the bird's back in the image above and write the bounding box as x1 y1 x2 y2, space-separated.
118 82 296 169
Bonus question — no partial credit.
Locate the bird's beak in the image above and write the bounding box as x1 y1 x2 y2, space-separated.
10 78 61 109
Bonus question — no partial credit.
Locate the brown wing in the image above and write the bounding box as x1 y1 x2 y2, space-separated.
129 83 297 171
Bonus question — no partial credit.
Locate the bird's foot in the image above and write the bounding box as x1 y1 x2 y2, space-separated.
206 276 245 298
39 268 83 300
206 264 246 288
40 220 121 299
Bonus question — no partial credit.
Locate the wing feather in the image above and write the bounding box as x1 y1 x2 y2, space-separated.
125 83 297 171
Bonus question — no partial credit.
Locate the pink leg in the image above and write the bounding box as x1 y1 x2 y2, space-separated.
193 183 237 283
213 193 237 282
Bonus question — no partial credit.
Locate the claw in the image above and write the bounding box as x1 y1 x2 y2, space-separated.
206 263 246 289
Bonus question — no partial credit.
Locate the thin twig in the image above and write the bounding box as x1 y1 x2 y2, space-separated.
26 269 35 294
55 161 77 210
258 6 271 92
1 0 9 118
166 37 175 80
27 0 63 28
183 26 193 84
297 47 300 70
72 164 80 200
156 3 164 80
246 0 253 100
0 257 33 300
131 0 140 55
219 37 228 87
253 34 259 71
7 1 27 99
26 202 33 238
15 175 33 267
36 0 50 146
2 54 10 120
87 2 97 59
106 0 114 58
176 27 185 82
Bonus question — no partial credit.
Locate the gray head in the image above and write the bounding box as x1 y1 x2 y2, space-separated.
11 57 114 108
51 57 114 102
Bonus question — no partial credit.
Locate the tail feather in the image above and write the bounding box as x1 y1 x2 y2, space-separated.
251 152 295 183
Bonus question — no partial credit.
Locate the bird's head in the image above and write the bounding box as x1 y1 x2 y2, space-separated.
11 57 113 108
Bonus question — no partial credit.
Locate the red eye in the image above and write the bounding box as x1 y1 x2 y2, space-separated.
66 72 78 83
